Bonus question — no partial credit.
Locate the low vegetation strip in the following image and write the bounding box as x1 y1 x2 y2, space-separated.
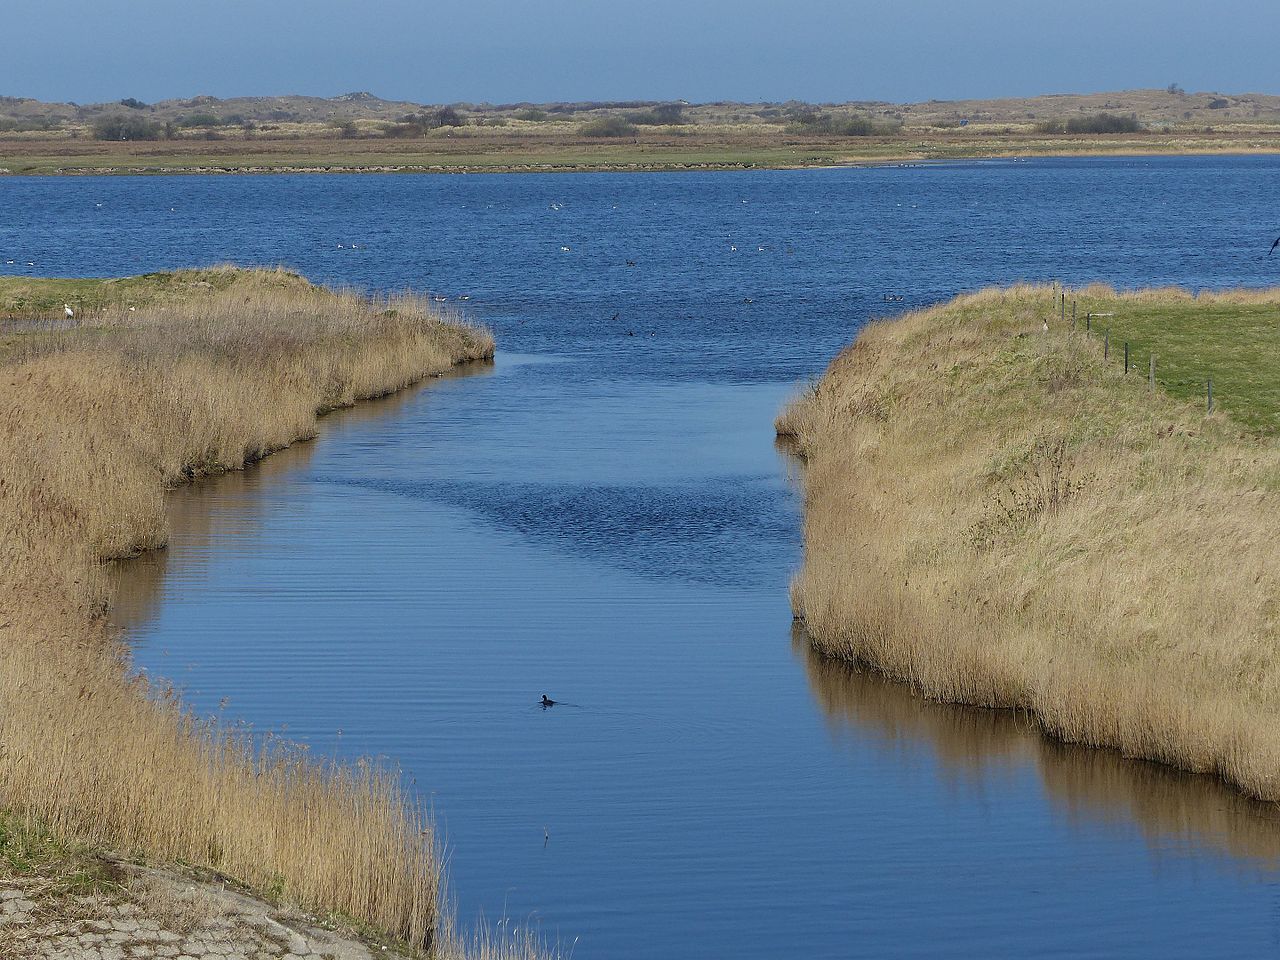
0 268 494 953
778 285 1280 801
1063 286 1280 434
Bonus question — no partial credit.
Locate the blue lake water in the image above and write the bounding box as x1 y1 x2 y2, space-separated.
5 156 1280 958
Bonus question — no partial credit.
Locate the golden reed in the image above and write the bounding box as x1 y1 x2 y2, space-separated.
779 285 1280 802
0 268 494 951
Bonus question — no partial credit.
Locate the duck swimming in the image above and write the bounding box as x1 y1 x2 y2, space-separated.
540 694 557 708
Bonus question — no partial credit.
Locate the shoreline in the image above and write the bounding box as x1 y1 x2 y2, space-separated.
4 138 1279 177
778 284 1280 803
0 269 497 957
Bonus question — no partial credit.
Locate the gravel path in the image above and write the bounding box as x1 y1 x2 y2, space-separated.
0 861 403 960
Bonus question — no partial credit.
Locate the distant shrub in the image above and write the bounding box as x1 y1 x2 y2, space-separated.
92 114 162 141
1064 112 1141 134
384 121 421 139
627 103 687 125
0 117 60 133
330 119 359 139
514 108 548 122
434 106 465 127
1208 98 1229 110
580 116 637 137
118 98 148 111
178 112 223 128
786 111 900 137
384 107 467 138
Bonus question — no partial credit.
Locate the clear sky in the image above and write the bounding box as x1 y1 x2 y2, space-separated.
6 0 1279 105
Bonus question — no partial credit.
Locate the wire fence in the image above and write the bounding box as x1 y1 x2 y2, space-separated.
1051 284 1217 414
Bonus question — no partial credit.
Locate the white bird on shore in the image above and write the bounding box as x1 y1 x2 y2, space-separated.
64 304 74 319
1042 319 1049 333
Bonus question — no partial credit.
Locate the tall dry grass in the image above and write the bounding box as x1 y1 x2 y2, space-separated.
0 267 494 950
779 284 1280 801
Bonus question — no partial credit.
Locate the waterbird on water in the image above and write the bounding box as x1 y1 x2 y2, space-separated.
1270 236 1280 256
540 694 557 708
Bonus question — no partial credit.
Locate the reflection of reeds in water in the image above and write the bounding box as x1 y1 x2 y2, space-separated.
795 624 1280 869
0 268 496 951
108 437 320 634
108 360 494 636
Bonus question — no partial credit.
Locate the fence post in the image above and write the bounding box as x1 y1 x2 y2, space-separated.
1060 294 1066 325
1104 330 1109 359
1124 341 1129 374
1086 313 1091 332
1149 354 1155 391
1207 378 1214 413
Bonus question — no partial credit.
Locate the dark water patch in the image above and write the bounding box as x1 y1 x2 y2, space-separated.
314 474 797 587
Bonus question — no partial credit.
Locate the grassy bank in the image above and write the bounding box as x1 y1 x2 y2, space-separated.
778 285 1280 800
3 129 1280 176
0 268 495 953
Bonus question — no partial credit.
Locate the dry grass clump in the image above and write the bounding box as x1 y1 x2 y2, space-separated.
779 284 1280 801
0 267 494 951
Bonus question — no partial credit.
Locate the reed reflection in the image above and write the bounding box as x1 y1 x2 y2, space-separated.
794 623 1280 869
109 361 493 635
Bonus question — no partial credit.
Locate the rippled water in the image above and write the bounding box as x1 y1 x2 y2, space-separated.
6 157 1280 957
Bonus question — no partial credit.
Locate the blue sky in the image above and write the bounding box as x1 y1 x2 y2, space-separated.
6 0 1279 104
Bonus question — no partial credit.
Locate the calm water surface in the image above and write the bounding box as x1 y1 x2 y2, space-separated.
6 157 1280 957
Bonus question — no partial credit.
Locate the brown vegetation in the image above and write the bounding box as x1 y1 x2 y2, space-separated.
4 88 1280 175
778 285 1280 801
0 268 495 952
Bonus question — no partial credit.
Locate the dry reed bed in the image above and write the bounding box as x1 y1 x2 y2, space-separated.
778 285 1280 801
0 268 494 952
